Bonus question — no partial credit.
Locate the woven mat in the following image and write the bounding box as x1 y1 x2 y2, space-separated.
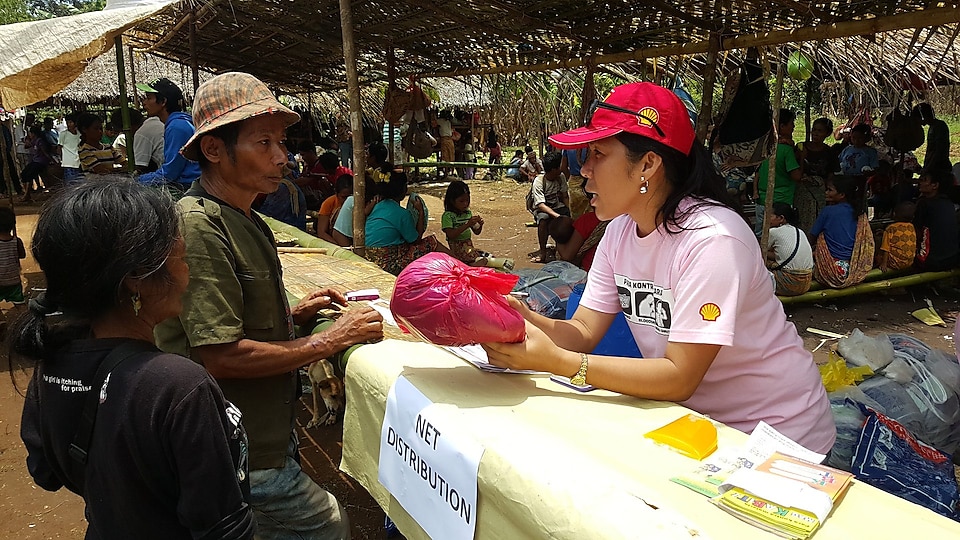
279 252 418 342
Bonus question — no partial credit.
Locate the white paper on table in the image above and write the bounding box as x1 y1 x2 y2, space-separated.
741 422 827 465
718 468 833 522
673 422 827 498
366 298 398 327
442 344 542 374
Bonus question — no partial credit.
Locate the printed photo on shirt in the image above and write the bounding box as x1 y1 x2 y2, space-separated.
615 275 674 335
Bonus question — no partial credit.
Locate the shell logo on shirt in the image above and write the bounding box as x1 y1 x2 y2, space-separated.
699 303 721 321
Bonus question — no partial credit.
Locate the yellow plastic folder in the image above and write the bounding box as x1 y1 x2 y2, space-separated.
644 413 718 460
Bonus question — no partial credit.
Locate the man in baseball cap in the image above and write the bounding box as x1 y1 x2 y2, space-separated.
136 77 201 188
156 72 383 538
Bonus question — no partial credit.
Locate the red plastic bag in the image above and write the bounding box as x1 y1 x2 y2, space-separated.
391 253 524 346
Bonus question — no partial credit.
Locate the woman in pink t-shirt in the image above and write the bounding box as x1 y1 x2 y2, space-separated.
483 82 835 453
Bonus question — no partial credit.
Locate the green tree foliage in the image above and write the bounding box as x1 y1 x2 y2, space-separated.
26 0 107 20
0 0 31 24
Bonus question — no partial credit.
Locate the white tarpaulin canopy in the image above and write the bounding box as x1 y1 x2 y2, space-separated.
0 1 174 109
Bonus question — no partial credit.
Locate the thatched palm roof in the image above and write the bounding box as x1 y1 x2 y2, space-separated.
54 49 215 102
123 0 960 96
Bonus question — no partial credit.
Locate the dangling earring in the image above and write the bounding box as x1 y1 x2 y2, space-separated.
131 292 142 316
639 176 648 194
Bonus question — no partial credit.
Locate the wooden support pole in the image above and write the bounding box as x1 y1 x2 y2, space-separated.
804 77 812 141
696 34 720 141
128 44 139 110
189 9 200 93
581 62 596 124
760 51 784 254
115 36 135 168
387 48 396 164
0 119 19 209
339 0 366 256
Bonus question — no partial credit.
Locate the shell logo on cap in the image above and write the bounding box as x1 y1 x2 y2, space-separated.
637 107 659 128
699 303 721 322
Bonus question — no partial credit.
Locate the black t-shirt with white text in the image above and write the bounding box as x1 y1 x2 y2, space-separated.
20 338 252 539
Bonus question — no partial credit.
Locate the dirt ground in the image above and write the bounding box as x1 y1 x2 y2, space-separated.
2 178 959 538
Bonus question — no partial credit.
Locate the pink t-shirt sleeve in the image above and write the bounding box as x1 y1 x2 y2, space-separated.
667 234 757 347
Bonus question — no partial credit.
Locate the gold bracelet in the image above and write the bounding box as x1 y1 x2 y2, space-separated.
570 353 589 386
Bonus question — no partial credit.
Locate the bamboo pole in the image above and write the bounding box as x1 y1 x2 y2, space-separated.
696 34 719 141
128 44 139 110
189 9 200 93
423 7 960 78
779 269 960 305
339 0 367 256
115 36 135 168
760 51 784 254
0 119 19 207
580 61 596 124
387 48 396 164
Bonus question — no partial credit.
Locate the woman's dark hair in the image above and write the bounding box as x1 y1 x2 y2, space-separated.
28 125 42 136
444 180 470 213
76 113 102 134
615 132 743 233
334 173 353 194
812 117 833 132
513 149 524 159
8 181 181 369
828 175 865 215
298 140 317 155
380 171 409 201
319 151 340 171
368 142 389 169
771 202 799 226
361 173 379 204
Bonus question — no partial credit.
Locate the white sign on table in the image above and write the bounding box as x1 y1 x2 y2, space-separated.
378 376 485 540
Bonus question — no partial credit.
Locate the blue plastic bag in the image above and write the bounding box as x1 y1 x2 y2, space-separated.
567 284 642 358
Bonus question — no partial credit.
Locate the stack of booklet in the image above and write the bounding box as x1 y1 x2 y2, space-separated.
711 452 853 539
671 422 853 539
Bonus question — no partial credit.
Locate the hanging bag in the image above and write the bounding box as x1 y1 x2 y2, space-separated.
712 55 776 168
883 107 925 152
403 121 436 159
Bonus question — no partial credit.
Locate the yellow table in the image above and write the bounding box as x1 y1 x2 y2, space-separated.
341 340 960 539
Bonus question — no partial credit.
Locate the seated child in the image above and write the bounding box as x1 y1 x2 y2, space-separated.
506 150 524 180
528 151 570 263
914 167 960 271
810 175 875 288
0 207 26 305
839 123 879 177
441 180 513 270
876 202 917 271
551 210 607 272
766 203 814 296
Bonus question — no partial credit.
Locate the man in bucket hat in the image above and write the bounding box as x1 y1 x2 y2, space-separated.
156 72 384 539
136 77 201 189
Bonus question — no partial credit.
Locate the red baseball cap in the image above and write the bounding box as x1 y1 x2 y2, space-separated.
549 82 695 155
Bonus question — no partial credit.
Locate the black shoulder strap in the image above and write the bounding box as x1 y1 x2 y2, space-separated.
771 226 802 271
69 340 156 465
